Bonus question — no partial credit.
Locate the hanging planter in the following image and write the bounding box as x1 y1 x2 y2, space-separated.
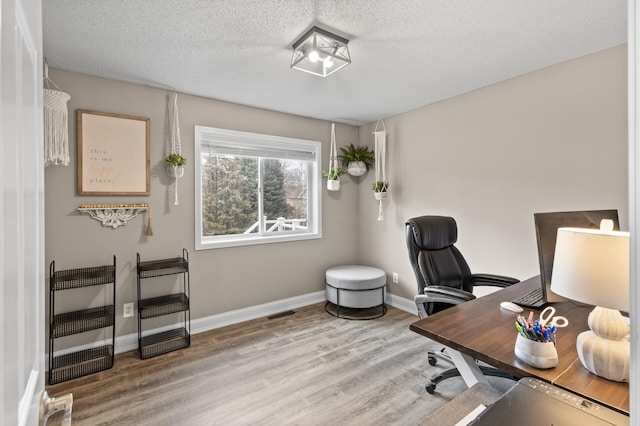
373 181 389 200
167 164 185 179
324 168 343 191
347 162 367 176
373 120 388 221
167 93 185 205
327 180 341 191
339 144 374 177
165 153 187 182
325 123 342 192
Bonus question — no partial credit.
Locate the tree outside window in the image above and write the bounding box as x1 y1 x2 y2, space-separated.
195 126 321 249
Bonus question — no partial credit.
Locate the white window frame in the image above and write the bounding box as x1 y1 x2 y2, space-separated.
195 125 322 250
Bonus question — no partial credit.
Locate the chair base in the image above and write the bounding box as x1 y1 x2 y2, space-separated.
428 347 454 367
425 349 516 394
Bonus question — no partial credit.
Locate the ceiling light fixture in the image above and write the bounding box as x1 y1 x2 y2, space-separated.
291 26 351 77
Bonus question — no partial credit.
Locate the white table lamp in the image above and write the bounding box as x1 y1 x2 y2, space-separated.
550 220 630 382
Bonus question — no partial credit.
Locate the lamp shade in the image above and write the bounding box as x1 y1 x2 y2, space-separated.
550 227 629 312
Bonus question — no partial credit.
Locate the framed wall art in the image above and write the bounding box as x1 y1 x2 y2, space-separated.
77 109 150 195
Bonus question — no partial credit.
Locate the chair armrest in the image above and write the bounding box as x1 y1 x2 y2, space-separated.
471 274 519 288
424 286 476 302
414 287 476 318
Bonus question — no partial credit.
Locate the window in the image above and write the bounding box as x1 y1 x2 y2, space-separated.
195 126 322 249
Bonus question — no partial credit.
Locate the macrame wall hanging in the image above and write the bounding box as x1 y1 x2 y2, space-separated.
373 120 388 221
326 123 341 191
165 92 186 205
43 63 71 167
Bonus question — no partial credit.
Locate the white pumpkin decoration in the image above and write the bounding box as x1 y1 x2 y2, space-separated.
577 331 630 382
576 307 630 382
588 307 629 340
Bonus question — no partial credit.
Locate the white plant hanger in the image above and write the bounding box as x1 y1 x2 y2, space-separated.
373 119 388 221
327 123 340 191
167 92 184 205
43 63 71 167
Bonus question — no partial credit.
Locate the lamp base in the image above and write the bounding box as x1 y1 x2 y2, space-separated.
576 307 630 382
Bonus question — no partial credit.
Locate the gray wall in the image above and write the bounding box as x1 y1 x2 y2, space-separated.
45 70 360 341
357 45 628 300
45 44 628 344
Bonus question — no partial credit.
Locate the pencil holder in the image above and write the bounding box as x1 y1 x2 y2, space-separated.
514 334 558 369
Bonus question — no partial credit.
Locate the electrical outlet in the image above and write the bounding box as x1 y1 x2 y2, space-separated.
123 303 134 318
392 272 399 283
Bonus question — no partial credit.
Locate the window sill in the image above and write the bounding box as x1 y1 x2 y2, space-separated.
195 231 322 250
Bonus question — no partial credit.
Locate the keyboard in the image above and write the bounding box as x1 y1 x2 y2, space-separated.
511 287 545 308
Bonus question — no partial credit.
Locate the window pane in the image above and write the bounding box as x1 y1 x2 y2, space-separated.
262 159 308 233
201 154 259 236
195 125 321 250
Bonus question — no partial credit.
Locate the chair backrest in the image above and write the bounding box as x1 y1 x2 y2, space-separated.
405 215 474 296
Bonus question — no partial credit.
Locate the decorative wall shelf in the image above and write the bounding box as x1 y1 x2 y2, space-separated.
78 203 153 235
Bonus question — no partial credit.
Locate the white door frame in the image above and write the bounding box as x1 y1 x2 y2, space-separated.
628 1 639 422
1 0 45 424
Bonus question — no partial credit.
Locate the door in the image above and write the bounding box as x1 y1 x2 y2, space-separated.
1 0 46 424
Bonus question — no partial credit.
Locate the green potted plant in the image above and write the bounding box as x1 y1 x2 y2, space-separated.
323 167 343 191
339 144 374 176
165 153 187 178
372 181 389 199
165 153 187 205
165 153 187 167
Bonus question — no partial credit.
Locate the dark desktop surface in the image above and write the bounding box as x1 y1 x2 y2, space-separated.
471 377 629 426
410 277 630 413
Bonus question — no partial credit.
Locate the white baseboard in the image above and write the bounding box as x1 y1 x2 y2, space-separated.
190 290 326 335
385 292 418 316
115 290 327 355
49 289 417 363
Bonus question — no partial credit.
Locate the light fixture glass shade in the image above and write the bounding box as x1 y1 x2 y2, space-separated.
551 226 629 312
291 26 351 77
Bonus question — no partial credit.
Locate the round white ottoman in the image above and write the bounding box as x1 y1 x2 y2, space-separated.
325 265 387 319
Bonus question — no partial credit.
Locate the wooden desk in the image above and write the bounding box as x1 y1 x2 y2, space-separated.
409 276 630 414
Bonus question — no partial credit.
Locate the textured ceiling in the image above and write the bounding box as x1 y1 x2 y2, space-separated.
43 1 627 125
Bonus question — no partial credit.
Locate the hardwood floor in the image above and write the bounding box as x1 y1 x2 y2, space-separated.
46 303 494 425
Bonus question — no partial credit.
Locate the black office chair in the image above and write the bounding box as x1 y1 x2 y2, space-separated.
406 215 519 393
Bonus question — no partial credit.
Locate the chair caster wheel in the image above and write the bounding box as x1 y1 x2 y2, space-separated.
425 383 436 394
428 356 437 366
